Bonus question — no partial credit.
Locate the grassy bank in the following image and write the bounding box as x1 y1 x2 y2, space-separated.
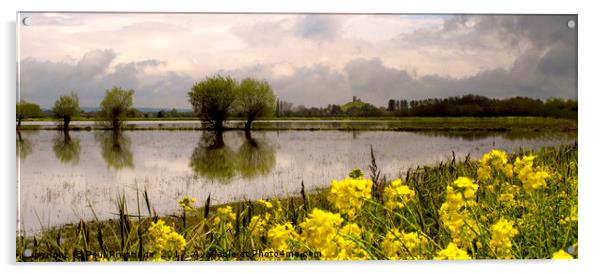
16 144 578 261
18 116 577 132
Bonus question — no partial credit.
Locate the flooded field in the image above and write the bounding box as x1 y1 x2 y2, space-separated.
19 117 577 131
17 125 576 234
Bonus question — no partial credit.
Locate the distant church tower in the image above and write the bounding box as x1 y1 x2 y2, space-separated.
353 96 357 102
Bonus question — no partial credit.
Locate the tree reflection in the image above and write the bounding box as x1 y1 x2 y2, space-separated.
96 131 134 170
189 131 275 182
16 131 33 160
189 131 238 181
237 132 275 178
52 131 81 165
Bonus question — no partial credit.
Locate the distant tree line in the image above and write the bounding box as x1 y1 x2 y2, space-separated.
389 94 577 119
275 98 385 117
274 94 577 119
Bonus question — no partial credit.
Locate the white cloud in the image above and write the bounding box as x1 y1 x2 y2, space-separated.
18 13 577 108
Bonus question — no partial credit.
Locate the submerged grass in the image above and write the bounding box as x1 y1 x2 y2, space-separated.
16 144 577 261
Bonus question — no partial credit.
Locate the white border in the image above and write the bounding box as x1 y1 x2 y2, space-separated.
2 0 600 273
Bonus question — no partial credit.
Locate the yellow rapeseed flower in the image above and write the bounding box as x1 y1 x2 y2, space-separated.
498 193 516 207
513 155 536 174
512 155 550 192
178 196 196 211
383 179 415 210
439 208 480 248
489 218 519 259
249 213 271 237
525 170 550 191
267 223 299 250
481 149 509 170
478 149 513 181
299 209 368 260
332 223 368 260
560 206 578 225
439 177 480 248
552 249 574 259
499 193 514 202
477 166 492 181
328 177 372 219
258 199 273 209
435 243 471 260
452 177 479 200
214 206 237 231
502 164 514 178
299 208 344 255
382 228 428 260
146 219 186 260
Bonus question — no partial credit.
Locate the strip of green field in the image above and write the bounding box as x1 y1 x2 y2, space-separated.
18 117 577 132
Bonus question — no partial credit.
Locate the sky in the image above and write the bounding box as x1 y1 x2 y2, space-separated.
18 13 577 109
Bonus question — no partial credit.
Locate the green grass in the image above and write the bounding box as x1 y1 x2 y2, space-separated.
16 144 578 261
18 116 577 132
22 115 578 122
340 101 369 112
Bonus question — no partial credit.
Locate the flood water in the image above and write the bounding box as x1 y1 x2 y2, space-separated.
17 124 576 234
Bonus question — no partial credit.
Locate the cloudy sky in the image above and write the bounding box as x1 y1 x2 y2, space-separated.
18 13 577 109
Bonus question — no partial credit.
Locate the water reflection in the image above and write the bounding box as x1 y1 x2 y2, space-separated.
413 131 505 141
189 131 237 181
238 133 276 178
20 128 577 233
16 131 34 160
52 131 81 165
96 131 134 170
413 130 577 141
502 130 577 141
189 131 276 182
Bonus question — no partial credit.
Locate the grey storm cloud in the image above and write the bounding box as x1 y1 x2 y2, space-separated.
232 14 343 46
399 15 576 51
345 58 418 101
508 15 576 49
270 65 350 105
537 43 576 77
220 39 575 107
294 15 341 40
74 49 117 79
19 49 195 108
297 15 576 106
343 47 575 106
219 63 351 106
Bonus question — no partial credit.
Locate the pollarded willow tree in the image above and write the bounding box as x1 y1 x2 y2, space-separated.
235 78 276 132
188 75 237 131
52 93 80 132
16 100 41 130
99 87 135 130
